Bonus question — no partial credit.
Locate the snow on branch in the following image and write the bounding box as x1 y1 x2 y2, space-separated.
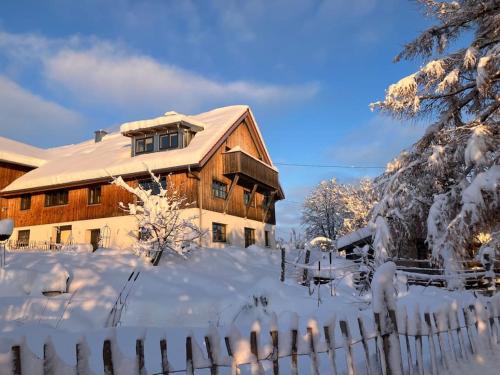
369 0 499 282
112 170 205 264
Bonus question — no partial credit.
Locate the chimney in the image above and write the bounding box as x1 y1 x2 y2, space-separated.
94 130 108 143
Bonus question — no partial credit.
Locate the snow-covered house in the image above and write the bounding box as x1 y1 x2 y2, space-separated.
0 105 284 250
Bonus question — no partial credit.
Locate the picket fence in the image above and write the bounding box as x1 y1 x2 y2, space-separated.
4 295 500 375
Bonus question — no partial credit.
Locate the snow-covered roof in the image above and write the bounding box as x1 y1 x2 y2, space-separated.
120 111 206 135
0 136 50 168
2 105 271 193
336 226 374 250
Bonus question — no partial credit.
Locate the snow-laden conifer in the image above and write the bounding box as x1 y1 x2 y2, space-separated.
370 0 499 284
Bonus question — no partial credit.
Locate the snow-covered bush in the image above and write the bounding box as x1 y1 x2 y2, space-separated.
113 171 205 264
0 219 13 237
370 0 499 282
309 236 333 251
302 178 378 240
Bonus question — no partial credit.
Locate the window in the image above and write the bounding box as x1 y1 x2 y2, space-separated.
139 176 167 195
45 189 68 207
243 190 256 207
265 230 271 247
20 194 31 210
159 132 179 150
263 192 273 207
17 230 30 246
243 190 252 205
212 180 227 199
212 222 227 242
88 185 101 205
244 227 255 248
135 136 154 154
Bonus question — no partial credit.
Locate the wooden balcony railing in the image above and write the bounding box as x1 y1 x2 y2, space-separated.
223 151 280 190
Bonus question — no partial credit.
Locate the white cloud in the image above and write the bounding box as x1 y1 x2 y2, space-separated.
0 31 319 114
328 115 425 167
0 75 83 145
44 46 319 113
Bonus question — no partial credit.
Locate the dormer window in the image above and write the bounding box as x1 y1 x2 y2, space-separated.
159 132 179 150
120 111 206 157
135 137 154 154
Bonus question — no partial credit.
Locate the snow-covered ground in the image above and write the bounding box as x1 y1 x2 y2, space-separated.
0 246 497 374
0 246 481 333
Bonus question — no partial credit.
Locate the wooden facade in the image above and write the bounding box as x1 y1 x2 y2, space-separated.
0 161 34 220
0 112 280 230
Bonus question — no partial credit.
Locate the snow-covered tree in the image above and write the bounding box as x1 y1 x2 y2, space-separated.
112 171 204 265
370 0 499 282
301 178 378 240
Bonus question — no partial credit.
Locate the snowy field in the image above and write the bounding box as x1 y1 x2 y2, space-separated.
0 246 480 333
0 247 498 374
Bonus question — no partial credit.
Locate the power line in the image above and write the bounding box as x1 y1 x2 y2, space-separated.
274 162 385 169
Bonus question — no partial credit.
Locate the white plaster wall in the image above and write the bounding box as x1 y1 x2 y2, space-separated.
13 215 138 249
11 209 276 250
197 209 276 249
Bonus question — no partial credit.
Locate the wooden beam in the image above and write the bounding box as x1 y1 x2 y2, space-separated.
223 174 239 213
244 184 258 218
262 190 277 223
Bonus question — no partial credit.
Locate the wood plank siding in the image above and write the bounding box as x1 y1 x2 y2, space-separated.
1 113 278 227
0 161 34 219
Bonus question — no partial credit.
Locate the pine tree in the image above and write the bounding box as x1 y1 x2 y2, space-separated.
370 0 499 284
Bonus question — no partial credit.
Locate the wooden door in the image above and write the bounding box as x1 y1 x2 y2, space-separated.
244 227 255 248
90 229 100 251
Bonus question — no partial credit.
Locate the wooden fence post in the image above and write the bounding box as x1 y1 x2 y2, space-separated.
339 320 355 375
487 301 499 346
103 340 114 375
291 329 298 375
373 313 387 375
225 336 239 375
136 339 145 375
423 313 437 375
270 330 279 375
250 330 262 375
357 316 372 375
453 309 467 360
302 249 311 284
280 247 286 282
186 336 194 375
307 327 319 375
402 310 414 375
432 313 448 370
160 339 170 375
463 307 476 354
205 336 218 375
11 346 21 375
414 307 424 375
324 323 338 375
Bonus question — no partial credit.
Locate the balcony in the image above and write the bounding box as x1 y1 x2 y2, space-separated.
223 150 280 191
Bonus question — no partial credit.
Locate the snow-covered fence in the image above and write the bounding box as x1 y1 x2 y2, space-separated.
2 296 500 374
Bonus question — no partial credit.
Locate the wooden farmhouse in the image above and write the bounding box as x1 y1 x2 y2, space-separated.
0 105 284 250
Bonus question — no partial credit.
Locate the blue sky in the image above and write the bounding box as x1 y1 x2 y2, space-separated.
0 0 431 236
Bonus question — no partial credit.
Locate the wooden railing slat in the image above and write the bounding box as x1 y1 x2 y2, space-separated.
323 324 338 375
11 345 21 375
103 340 114 375
423 313 437 375
339 320 355 375
160 339 170 375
